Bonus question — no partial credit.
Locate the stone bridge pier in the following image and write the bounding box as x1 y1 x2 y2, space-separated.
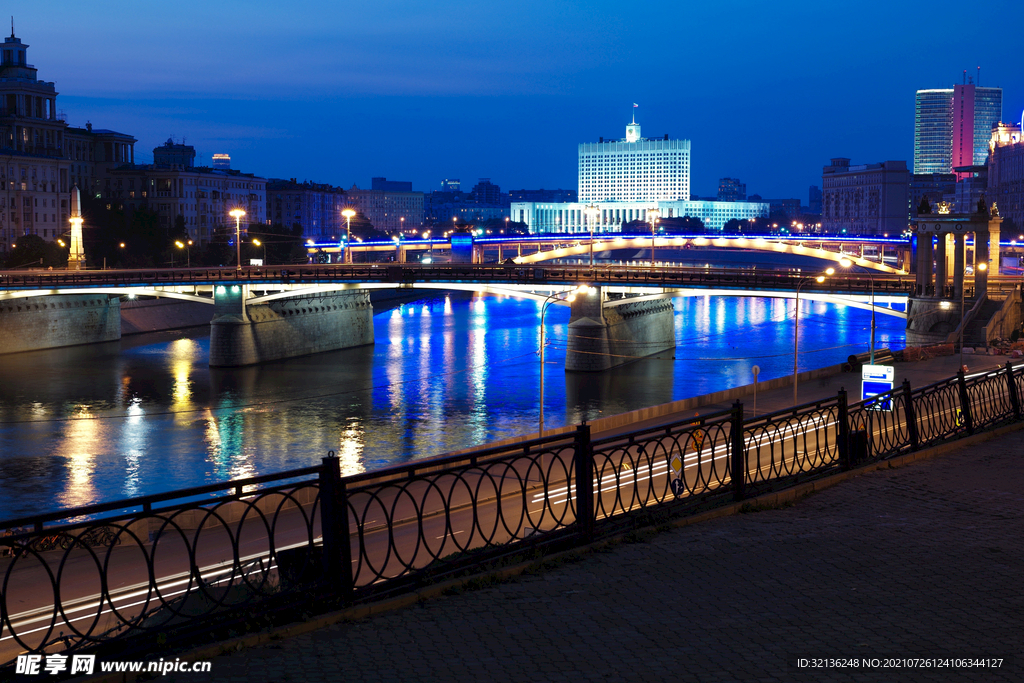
209 285 374 367
565 287 675 372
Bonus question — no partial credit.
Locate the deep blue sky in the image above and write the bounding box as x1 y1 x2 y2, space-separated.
22 1 1024 201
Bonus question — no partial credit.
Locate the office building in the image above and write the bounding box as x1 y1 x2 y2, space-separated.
578 116 690 203
513 115 765 233
104 143 266 246
266 179 348 241
914 80 1002 174
821 158 909 235
509 188 577 203
808 185 822 214
470 178 503 205
212 154 231 170
717 178 746 201
371 177 413 192
988 121 1024 231
347 184 423 233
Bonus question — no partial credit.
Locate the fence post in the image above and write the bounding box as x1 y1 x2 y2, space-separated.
956 369 974 434
730 400 745 501
837 388 851 470
574 423 594 542
320 452 353 603
902 379 920 451
1006 361 1022 420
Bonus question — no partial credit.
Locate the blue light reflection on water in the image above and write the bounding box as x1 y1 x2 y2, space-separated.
0 292 906 519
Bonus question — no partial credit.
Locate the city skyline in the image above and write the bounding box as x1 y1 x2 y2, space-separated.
16 1 1024 200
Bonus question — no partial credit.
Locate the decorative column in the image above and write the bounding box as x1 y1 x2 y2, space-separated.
975 228 990 296
934 232 948 297
953 234 965 302
67 185 86 270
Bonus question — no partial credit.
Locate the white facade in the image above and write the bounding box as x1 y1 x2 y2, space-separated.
510 199 767 233
515 116 762 233
578 120 690 203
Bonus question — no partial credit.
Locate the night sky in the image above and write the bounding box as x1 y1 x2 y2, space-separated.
22 1 1024 200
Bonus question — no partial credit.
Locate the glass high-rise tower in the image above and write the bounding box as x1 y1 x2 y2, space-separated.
914 84 1002 174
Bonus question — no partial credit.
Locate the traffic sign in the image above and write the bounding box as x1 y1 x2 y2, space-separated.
861 364 894 411
669 454 682 478
670 478 685 497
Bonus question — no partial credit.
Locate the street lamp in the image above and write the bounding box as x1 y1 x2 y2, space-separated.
252 238 266 265
647 208 660 266
423 230 432 261
839 257 875 364
175 239 192 268
793 267 834 405
341 208 356 264
959 262 987 370
540 285 595 437
584 204 599 267
229 208 246 270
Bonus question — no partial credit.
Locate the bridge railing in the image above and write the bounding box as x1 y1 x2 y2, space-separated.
1 362 1021 668
0 263 915 295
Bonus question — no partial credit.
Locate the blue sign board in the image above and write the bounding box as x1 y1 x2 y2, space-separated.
861 365 894 411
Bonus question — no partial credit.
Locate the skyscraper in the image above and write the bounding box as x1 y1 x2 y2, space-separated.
914 81 1002 174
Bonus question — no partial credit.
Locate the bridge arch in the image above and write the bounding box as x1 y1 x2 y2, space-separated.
512 236 905 275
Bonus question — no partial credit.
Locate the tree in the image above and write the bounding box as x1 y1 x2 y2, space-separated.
6 234 67 269
245 223 307 265
658 215 706 234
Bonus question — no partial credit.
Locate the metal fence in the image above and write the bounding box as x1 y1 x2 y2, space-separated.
1 362 1022 669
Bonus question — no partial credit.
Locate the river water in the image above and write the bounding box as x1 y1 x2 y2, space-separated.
0 291 907 520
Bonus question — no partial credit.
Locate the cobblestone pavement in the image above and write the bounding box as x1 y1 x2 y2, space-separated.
168 427 1024 683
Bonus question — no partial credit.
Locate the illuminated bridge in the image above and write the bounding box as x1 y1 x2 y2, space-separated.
307 233 914 274
0 262 913 313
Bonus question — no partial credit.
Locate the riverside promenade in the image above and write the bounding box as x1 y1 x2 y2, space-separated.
151 354 1023 683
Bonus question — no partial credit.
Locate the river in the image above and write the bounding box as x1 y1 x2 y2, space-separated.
0 291 906 519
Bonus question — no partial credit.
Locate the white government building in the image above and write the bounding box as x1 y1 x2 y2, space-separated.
511 116 767 233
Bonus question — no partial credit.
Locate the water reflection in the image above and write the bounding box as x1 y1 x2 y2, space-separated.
0 291 906 519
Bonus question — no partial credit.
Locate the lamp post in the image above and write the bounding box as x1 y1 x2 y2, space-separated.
175 239 192 268
959 262 986 370
229 208 246 270
540 284 594 437
423 230 432 261
252 238 266 265
793 268 834 405
647 208 660 266
341 208 356 264
839 258 875 364
584 204 599 267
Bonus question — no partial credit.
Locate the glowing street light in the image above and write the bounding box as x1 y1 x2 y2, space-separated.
540 285 596 437
839 257 876 364
229 208 246 270
252 238 266 265
793 268 835 404
960 262 987 370
175 239 193 268
341 208 356 264
647 208 660 266
584 204 600 267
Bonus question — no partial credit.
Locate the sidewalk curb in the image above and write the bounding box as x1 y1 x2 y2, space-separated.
85 419 1024 682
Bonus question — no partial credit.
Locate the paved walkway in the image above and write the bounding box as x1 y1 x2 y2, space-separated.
167 421 1024 683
